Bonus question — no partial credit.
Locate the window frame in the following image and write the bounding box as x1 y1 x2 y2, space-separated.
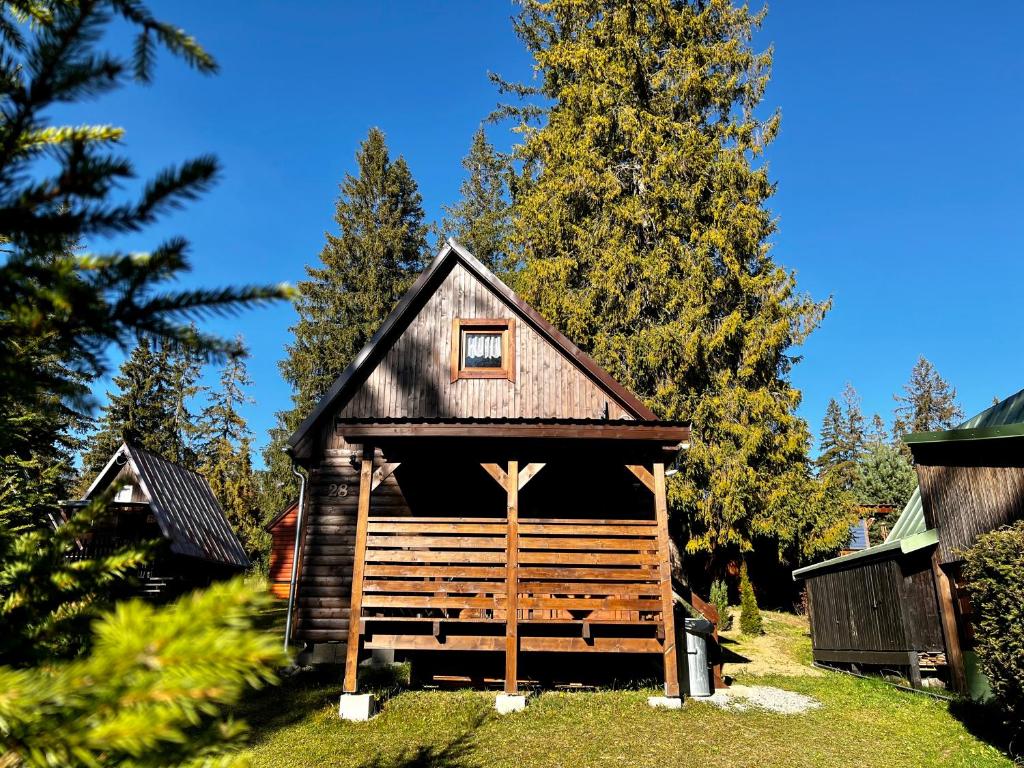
450 317 516 382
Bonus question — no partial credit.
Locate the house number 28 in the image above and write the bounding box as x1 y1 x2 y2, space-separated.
327 483 348 497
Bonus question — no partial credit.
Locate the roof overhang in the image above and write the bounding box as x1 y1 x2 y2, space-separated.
905 422 1024 446
333 418 690 445
792 528 938 580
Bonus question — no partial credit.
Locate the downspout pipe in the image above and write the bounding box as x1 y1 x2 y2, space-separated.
284 451 308 652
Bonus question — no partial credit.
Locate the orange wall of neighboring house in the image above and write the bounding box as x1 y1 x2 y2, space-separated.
267 502 298 599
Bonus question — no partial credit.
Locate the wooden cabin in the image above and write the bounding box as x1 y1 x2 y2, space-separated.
795 388 1024 695
266 500 299 599
64 442 249 598
283 240 696 698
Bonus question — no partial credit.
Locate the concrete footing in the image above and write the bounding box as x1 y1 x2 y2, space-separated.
339 693 378 721
647 696 683 710
495 693 528 714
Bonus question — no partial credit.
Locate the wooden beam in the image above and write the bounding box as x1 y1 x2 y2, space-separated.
517 462 546 490
338 422 691 442
371 462 401 492
343 446 374 693
932 554 967 694
481 463 508 491
505 460 519 694
653 462 681 698
626 464 655 493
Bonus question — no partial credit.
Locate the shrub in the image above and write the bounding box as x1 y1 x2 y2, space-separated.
962 521 1024 735
739 562 763 636
710 579 733 631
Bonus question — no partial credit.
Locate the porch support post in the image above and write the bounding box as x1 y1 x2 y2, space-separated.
932 553 967 695
343 445 374 693
653 461 681 698
505 460 520 693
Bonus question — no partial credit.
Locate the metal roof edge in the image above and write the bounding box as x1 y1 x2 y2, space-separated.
899 528 939 554
792 540 903 580
904 422 1024 445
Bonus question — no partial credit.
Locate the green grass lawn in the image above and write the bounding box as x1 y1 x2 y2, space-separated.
239 611 1012 768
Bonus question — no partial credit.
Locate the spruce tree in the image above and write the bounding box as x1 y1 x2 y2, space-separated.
79 339 200 482
196 348 264 562
265 128 429 506
853 442 918 507
0 2 288 761
504 0 839 568
442 126 511 273
892 356 964 440
866 413 889 445
816 383 865 491
739 561 763 636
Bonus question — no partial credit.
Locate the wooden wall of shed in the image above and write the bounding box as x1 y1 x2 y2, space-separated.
333 261 631 427
805 554 944 655
292 442 411 645
916 459 1024 564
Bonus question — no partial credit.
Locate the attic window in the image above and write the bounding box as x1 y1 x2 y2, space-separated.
451 318 515 382
115 484 134 503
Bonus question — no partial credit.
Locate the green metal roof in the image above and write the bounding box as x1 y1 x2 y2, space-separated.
905 386 1024 445
884 487 926 543
795 387 1024 579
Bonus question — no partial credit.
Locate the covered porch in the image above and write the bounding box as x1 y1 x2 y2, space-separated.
337 418 691 698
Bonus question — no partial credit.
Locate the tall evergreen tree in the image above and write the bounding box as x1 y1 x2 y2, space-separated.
263 128 429 509
196 346 264 562
0 1 288 761
866 413 889 445
80 338 202 482
816 383 865 491
892 356 964 440
442 126 511 273
504 0 841 568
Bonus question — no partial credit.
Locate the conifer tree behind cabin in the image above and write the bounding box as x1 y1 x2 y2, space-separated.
502 0 845 572
442 126 512 274
263 128 430 513
892 356 964 441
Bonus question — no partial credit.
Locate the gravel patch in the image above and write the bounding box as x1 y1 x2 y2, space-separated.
703 684 821 715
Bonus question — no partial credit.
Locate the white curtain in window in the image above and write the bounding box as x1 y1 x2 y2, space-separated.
466 333 501 360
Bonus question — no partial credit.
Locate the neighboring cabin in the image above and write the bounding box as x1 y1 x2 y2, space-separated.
795 388 1024 696
63 442 249 599
266 500 299 599
280 240 706 699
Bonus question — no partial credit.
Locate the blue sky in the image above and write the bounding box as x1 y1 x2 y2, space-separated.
67 2 1024 465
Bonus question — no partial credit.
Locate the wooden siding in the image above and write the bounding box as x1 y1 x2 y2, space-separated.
805 553 944 656
334 262 632 427
268 504 298 599
293 444 411 644
917 461 1024 564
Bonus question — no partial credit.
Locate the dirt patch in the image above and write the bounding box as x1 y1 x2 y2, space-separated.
717 609 822 678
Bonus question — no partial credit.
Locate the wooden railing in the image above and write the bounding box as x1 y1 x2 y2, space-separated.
358 515 663 625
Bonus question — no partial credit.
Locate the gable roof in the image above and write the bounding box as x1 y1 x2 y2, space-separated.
287 239 657 457
83 442 249 569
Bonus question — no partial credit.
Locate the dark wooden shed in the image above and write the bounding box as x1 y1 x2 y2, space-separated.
795 387 1024 694
63 441 249 598
282 240 704 698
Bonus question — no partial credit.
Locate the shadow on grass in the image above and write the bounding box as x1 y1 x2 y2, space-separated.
238 667 345 740
948 698 1019 762
717 635 751 666
356 708 489 768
